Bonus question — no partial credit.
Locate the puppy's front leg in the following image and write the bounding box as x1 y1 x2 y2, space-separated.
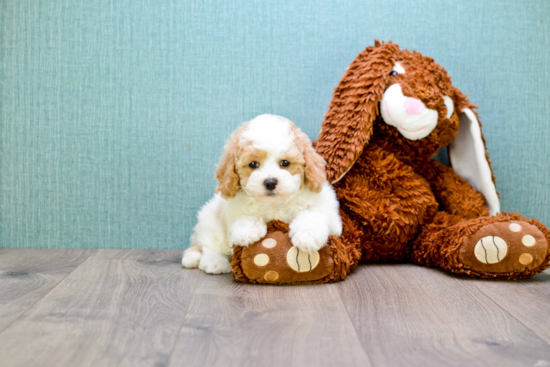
289 210 330 253
229 216 267 247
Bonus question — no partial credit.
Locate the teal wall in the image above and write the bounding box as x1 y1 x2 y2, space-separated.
1 0 549 249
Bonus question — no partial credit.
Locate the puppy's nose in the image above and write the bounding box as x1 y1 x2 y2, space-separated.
264 178 278 191
404 97 426 115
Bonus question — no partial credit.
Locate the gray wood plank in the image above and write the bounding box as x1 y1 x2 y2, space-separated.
468 269 550 345
338 264 550 367
168 272 372 367
0 250 200 367
0 249 94 332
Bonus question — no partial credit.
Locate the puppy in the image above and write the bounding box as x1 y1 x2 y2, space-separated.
182 114 342 274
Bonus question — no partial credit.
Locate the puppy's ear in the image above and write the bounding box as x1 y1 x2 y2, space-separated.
294 127 326 193
215 129 242 199
449 97 500 216
315 40 400 183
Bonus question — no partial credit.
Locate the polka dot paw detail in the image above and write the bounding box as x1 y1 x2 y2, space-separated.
460 220 548 274
233 229 335 284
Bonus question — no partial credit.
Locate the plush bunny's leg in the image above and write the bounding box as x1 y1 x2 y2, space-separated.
231 216 361 284
411 212 550 279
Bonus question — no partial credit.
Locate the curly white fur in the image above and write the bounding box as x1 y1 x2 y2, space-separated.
183 114 342 274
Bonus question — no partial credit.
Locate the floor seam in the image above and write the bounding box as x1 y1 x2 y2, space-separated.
0 249 97 336
335 270 376 367
165 269 202 367
471 281 550 350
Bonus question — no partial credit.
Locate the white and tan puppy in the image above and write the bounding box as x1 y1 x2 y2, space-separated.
182 114 342 274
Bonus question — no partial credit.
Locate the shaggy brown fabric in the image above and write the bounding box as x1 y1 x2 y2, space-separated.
232 40 549 283
312 40 549 279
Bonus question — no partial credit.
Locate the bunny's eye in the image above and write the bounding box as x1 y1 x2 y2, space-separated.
389 70 398 76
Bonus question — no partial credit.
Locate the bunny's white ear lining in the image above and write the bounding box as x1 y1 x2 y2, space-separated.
449 108 501 216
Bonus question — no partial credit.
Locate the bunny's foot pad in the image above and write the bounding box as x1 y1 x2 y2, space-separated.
231 220 354 284
460 220 548 275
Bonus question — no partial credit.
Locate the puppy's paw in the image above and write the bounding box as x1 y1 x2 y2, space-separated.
230 216 267 247
289 215 329 253
290 229 328 253
182 247 202 268
198 248 232 274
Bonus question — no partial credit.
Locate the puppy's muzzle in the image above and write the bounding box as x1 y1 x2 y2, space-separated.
263 178 278 191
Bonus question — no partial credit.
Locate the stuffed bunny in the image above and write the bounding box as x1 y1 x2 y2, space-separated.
314 41 549 279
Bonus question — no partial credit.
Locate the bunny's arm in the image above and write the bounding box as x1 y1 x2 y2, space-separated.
417 159 489 219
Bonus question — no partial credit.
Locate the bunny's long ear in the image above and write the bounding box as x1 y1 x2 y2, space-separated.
315 41 400 183
449 107 500 215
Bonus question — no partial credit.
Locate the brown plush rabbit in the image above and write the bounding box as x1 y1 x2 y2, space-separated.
314 40 549 279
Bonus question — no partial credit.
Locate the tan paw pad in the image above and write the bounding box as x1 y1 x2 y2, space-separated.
264 271 279 282
262 238 277 248
522 235 536 247
253 254 269 266
474 236 507 264
519 253 533 265
287 246 320 273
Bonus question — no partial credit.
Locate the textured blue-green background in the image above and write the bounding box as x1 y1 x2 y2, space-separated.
1 0 549 249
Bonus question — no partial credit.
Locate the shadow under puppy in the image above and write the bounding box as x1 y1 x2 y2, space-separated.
183 114 342 274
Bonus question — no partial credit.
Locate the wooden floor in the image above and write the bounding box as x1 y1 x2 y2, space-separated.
1 249 550 367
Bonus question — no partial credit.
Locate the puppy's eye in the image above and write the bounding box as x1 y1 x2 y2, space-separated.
280 160 290 167
249 161 259 169
389 70 398 76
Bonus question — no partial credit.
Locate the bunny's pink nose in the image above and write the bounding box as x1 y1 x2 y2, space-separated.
404 97 426 115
